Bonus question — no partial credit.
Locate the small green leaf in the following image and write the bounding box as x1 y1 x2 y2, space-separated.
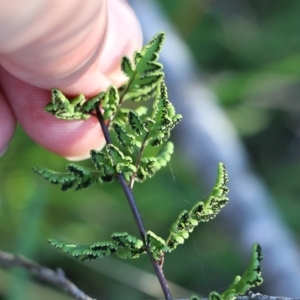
66 164 100 190
81 92 104 113
145 231 169 260
113 123 135 151
167 163 229 251
111 232 145 259
209 292 223 300
148 82 182 146
106 144 133 168
102 86 119 120
45 89 89 120
33 164 101 191
49 232 147 261
156 141 174 166
220 243 263 300
33 166 76 191
128 111 148 136
229 243 263 295
90 150 115 183
120 32 165 102
121 57 134 78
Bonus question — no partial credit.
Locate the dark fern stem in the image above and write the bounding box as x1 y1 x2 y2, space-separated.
95 105 173 300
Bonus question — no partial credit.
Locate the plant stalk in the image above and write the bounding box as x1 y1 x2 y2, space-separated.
95 106 173 300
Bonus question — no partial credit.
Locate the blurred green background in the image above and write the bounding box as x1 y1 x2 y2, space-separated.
1 1 300 299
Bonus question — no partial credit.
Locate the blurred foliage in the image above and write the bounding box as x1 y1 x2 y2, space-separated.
159 0 300 236
1 0 300 299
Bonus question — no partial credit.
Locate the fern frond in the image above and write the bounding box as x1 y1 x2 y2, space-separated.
208 243 263 300
146 231 170 261
224 243 263 297
134 142 174 183
128 111 148 136
191 244 263 300
90 144 137 184
45 89 104 120
49 238 117 260
148 81 182 146
90 149 115 182
101 86 119 121
81 92 103 113
189 162 229 223
120 32 165 102
49 232 147 260
156 141 174 166
112 123 136 152
111 233 145 259
33 164 101 191
167 162 229 250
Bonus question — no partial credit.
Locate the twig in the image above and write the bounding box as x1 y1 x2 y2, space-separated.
95 105 173 300
0 249 95 300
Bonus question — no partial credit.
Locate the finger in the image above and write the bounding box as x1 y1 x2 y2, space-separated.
97 0 143 87
0 0 142 96
0 67 105 160
0 87 16 156
0 0 109 94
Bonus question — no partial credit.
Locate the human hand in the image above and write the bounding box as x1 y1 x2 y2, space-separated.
0 0 142 160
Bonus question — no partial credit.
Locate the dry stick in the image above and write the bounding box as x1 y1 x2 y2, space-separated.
1 250 297 300
95 106 173 300
0 249 95 300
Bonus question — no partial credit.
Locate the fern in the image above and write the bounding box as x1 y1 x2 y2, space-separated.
44 89 104 120
44 89 87 120
219 243 263 300
50 234 132 261
46 163 229 261
33 164 101 191
192 243 263 300
120 32 165 102
34 32 264 300
166 162 229 251
35 33 180 188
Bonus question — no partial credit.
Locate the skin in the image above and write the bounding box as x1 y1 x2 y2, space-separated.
0 0 142 160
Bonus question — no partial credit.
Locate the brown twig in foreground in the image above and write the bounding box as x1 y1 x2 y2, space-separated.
0 249 95 300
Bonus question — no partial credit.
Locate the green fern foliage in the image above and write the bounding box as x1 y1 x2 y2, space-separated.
191 244 263 300
220 243 263 300
43 33 165 122
167 162 229 251
49 230 171 262
44 89 87 120
101 86 119 121
147 81 182 146
36 33 181 188
120 32 165 102
91 144 136 183
46 163 229 262
44 89 104 120
34 32 263 299
33 164 101 191
209 243 263 300
145 231 170 261
49 233 144 260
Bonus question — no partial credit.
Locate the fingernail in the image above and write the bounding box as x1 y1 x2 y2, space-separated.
64 153 91 161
